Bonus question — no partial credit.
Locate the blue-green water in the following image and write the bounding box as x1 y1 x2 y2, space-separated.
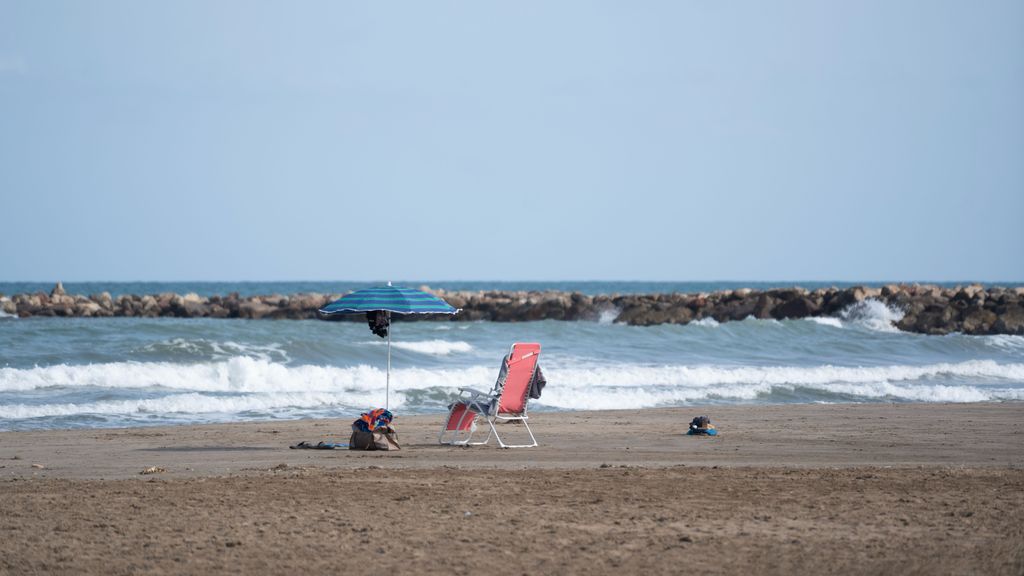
1 283 1022 431
3 280 1019 298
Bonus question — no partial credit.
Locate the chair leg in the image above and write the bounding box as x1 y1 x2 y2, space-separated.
467 418 495 445
491 417 538 449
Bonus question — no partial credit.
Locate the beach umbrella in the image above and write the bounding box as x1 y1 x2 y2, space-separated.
318 283 460 409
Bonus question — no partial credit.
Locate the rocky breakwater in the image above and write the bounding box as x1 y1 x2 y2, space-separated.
2 282 1023 336
434 284 1024 335
0 282 338 321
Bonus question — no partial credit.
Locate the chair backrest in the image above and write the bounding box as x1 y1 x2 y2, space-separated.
496 343 541 415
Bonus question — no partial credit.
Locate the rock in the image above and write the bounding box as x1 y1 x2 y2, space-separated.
76 301 102 317
616 302 684 326
50 282 65 297
180 301 210 318
962 284 985 299
0 297 14 315
912 307 957 335
881 284 903 298
140 295 159 317
260 294 287 307
90 292 114 310
238 300 275 320
752 294 776 319
823 287 868 315
773 296 820 319
50 294 75 307
960 307 997 335
716 297 757 321
288 293 327 314
896 314 918 332
993 306 1024 335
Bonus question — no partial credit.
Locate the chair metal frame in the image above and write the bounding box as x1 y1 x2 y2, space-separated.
438 343 540 448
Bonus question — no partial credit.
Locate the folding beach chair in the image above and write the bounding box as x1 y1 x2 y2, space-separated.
438 343 541 448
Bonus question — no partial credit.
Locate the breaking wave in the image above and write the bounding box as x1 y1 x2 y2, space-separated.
841 298 905 332
386 340 473 355
691 317 720 327
0 391 358 420
983 335 1024 350
0 358 488 394
2 358 1022 425
137 338 290 362
598 308 620 325
3 358 1022 394
805 317 844 328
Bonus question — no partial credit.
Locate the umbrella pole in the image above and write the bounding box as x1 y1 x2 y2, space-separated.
386 311 391 411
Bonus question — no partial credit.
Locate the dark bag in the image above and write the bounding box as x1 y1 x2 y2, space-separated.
349 426 401 451
689 416 711 432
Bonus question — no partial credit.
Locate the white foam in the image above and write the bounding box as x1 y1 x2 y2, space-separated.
806 317 843 329
387 340 473 355
531 360 1024 409
0 310 17 319
138 338 290 362
691 317 720 327
3 357 1022 405
0 391 364 420
984 335 1024 351
840 299 905 332
548 360 1024 388
536 380 1024 410
0 358 494 394
598 308 620 325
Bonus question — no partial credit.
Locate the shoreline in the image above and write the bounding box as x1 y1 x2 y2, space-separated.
2 402 1023 575
3 402 1021 481
3 282 1023 335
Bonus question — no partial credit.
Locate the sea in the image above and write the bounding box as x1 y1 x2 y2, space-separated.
2 281 1023 432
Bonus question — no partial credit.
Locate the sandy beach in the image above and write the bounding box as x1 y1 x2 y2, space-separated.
1 402 1022 574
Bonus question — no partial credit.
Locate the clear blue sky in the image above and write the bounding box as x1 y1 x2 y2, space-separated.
1 1 1021 282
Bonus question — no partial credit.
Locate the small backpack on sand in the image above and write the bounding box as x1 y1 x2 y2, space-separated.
687 415 717 436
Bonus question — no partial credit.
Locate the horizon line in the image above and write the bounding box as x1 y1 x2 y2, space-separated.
2 279 1022 285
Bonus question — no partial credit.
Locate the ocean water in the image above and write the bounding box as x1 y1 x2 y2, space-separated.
2 280 1018 298
1 283 1023 431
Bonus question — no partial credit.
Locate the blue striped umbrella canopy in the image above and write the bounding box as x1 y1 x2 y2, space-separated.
319 285 459 316
318 284 459 411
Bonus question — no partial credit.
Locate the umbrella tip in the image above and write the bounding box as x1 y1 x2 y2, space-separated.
387 280 392 286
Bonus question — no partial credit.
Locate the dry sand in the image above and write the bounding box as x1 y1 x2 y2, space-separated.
1 402 1023 574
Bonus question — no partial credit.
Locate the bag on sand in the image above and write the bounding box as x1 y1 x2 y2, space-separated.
687 415 717 436
349 426 401 451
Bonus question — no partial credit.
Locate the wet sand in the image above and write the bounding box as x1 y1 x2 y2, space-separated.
2 403 1023 574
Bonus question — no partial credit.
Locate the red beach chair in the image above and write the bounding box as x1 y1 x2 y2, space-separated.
438 343 542 448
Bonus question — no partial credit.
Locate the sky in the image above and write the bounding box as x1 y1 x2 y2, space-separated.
1 1 1021 282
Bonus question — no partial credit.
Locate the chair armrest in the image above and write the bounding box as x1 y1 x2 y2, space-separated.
457 387 492 398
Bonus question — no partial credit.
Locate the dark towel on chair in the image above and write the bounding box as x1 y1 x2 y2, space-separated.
529 366 547 399
494 355 547 400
